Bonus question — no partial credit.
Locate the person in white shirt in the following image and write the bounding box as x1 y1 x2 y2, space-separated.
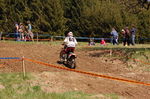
63 32 78 60
64 32 77 48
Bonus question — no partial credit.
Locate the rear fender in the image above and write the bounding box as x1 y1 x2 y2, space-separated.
68 53 76 59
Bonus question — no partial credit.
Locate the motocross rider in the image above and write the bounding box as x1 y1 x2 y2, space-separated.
63 32 78 61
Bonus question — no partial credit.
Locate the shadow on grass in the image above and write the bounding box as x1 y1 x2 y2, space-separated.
82 47 150 64
81 46 150 51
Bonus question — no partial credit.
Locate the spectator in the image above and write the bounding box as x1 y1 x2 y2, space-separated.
130 24 137 45
88 38 95 46
100 38 106 46
14 22 19 41
19 23 27 41
122 27 131 46
27 21 34 41
121 29 126 46
110 28 118 45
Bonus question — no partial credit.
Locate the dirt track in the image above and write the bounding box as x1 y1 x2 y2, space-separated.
0 41 150 99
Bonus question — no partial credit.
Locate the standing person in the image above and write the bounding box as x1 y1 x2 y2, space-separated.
130 25 137 45
19 23 27 41
121 29 126 45
27 21 34 41
122 27 131 46
14 22 19 41
110 28 118 45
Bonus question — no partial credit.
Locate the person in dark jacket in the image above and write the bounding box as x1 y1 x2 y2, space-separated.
122 27 131 46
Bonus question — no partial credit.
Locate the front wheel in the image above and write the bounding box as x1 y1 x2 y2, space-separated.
59 50 66 60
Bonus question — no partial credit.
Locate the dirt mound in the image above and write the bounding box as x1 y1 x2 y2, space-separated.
0 42 150 99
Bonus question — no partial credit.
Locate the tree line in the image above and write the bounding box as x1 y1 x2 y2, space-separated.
0 0 150 39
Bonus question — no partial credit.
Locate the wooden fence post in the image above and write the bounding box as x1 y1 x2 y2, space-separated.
36 33 39 42
0 32 2 40
51 36 53 42
3 37 5 41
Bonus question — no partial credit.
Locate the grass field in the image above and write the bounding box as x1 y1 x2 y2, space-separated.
0 73 120 99
2 40 150 47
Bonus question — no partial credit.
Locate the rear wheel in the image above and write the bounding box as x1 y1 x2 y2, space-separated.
68 58 76 69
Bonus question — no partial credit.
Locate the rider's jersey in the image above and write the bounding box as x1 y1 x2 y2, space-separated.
64 36 77 47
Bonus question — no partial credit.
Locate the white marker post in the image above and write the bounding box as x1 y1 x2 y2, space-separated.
110 49 112 56
22 56 26 77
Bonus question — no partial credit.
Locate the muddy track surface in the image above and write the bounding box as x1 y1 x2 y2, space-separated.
0 42 150 99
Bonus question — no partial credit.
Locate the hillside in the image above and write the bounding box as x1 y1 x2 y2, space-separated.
0 41 150 98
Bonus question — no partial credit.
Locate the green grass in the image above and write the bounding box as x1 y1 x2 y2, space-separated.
104 93 119 99
0 73 123 99
130 49 150 71
0 40 62 45
78 44 150 50
0 73 95 99
2 40 150 48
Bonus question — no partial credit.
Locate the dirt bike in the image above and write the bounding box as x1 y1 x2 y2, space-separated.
59 48 77 69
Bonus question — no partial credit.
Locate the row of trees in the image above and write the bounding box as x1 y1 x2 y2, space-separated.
0 0 150 38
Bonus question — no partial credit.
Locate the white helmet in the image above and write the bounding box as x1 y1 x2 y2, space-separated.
68 32 73 36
